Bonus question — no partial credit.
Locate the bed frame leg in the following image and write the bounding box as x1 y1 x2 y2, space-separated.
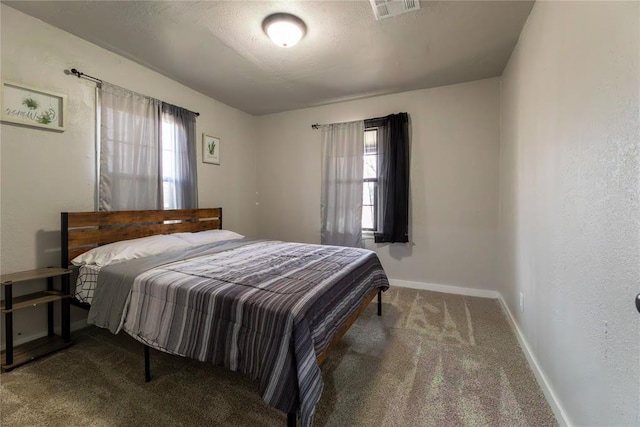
377 289 382 316
287 412 296 427
144 345 151 382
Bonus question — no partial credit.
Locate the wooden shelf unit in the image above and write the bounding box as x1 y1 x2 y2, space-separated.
1 267 72 371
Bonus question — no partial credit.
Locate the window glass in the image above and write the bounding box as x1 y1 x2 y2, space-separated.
161 118 180 210
363 129 378 231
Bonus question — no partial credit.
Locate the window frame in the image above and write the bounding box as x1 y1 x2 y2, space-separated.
362 127 379 232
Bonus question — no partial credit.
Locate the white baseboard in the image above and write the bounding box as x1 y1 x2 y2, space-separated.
390 279 500 299
497 295 572 427
1 318 88 351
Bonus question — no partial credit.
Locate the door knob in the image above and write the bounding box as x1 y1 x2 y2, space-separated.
636 293 640 314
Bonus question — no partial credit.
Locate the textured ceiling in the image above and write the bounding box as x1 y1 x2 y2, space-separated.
4 1 534 115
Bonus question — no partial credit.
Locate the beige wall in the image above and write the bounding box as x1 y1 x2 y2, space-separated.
255 78 501 291
0 5 258 343
499 1 639 425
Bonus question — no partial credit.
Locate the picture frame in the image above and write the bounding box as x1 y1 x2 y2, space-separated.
202 133 220 165
1 80 67 132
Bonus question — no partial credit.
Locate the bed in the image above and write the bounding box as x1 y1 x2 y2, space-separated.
61 208 389 427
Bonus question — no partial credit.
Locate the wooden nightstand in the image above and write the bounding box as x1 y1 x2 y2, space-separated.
1 267 73 371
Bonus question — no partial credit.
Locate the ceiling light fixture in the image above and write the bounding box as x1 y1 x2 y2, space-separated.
262 13 307 48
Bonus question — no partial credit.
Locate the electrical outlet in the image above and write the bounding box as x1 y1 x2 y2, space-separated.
519 292 524 312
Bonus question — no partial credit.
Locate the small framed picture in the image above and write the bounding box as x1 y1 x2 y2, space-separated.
202 133 220 165
1 80 67 131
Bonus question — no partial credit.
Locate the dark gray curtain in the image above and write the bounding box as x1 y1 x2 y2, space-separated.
365 113 410 243
160 103 198 209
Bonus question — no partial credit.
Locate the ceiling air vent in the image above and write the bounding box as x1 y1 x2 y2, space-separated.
370 0 420 21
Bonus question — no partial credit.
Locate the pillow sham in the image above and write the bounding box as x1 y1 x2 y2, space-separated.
71 234 191 267
171 229 245 246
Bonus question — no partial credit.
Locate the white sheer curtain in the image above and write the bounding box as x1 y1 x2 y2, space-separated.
321 121 365 247
99 83 162 211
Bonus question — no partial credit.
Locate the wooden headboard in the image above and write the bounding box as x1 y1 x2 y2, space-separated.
61 208 222 267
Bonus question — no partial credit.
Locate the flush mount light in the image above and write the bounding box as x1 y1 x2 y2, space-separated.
262 13 307 48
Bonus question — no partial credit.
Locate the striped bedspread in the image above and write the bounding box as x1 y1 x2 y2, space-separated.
90 240 389 426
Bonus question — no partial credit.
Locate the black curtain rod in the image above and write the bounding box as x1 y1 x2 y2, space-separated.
311 115 390 130
70 68 102 84
68 68 200 117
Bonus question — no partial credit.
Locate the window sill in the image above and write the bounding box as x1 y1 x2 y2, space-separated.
362 231 375 240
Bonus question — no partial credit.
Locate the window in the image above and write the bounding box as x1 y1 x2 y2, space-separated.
321 114 408 245
363 113 410 243
98 83 197 211
363 128 378 231
102 116 185 210
161 116 187 210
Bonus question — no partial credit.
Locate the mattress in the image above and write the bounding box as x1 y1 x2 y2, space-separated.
75 264 101 304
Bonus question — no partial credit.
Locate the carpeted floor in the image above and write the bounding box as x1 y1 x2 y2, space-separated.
0 287 557 426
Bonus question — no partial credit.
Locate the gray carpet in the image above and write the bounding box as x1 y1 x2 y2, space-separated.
1 287 557 426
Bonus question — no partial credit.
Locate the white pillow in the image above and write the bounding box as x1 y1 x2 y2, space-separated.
71 234 191 267
171 229 244 246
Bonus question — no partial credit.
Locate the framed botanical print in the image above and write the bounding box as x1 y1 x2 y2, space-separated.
1 80 66 131
202 133 220 165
